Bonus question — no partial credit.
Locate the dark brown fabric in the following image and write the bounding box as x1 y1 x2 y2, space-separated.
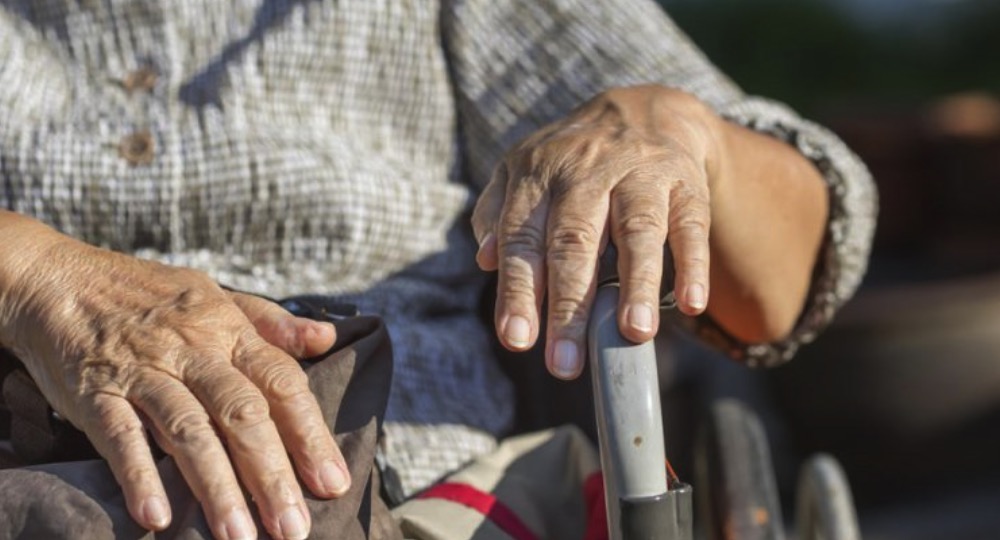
0 314 403 540
0 348 18 441
3 369 101 465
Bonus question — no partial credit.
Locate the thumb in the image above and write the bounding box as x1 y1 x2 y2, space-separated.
471 162 509 271
228 291 337 358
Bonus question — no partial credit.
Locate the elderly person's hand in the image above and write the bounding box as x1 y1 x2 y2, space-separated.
473 85 829 378
0 212 348 540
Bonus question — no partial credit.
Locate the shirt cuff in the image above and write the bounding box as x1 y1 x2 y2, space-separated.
674 96 878 368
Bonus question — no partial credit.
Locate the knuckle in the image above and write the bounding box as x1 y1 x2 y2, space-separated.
270 322 305 357
549 296 590 329
670 183 710 208
218 393 271 430
104 415 147 448
499 222 545 256
259 363 311 402
292 428 334 460
548 219 600 258
680 256 709 275
625 265 662 294
617 211 667 239
95 409 149 457
671 215 710 241
519 137 594 181
560 138 602 169
499 266 538 304
526 143 554 172
162 409 216 447
119 461 156 489
674 247 710 274
260 477 303 510
80 359 133 393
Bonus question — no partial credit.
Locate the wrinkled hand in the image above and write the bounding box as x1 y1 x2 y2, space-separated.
473 85 723 379
1 234 348 540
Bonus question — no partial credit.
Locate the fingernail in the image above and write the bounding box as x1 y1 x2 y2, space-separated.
478 231 495 248
223 508 256 540
278 506 309 540
687 284 707 310
628 303 654 333
505 315 531 348
476 232 499 270
310 321 336 340
320 460 351 496
142 495 171 530
313 320 335 332
553 340 579 379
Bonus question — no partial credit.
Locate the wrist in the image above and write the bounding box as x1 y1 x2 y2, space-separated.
692 100 731 198
645 85 730 194
0 212 71 346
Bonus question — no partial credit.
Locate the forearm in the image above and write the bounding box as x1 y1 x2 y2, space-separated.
705 118 829 343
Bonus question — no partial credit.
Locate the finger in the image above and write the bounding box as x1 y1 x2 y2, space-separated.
544 182 610 379
229 291 337 358
234 336 350 499
666 182 712 316
84 393 171 531
476 232 499 272
611 176 670 342
494 171 550 351
598 221 610 257
472 162 509 271
182 360 311 540
130 374 258 540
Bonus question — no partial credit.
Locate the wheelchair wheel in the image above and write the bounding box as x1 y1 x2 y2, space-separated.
695 399 785 540
795 454 861 540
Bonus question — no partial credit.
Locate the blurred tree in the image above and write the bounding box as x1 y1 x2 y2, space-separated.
658 0 1000 116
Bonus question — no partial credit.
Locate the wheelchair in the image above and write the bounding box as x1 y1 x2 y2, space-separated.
587 273 861 539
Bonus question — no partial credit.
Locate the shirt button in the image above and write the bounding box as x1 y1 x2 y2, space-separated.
119 131 155 166
122 67 158 93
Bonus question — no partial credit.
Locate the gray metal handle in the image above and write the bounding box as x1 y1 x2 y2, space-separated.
589 283 670 538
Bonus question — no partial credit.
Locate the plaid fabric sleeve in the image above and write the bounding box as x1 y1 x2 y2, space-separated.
442 0 877 367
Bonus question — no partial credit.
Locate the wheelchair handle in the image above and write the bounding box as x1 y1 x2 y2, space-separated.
589 283 692 540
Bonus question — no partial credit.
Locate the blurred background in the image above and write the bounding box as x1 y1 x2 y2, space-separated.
654 1 1000 538
660 0 1000 277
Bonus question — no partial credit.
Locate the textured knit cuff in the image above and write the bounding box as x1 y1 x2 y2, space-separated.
674 96 878 368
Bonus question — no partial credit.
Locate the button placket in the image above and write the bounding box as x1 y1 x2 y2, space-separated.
118 65 158 166
122 66 158 94
118 130 155 166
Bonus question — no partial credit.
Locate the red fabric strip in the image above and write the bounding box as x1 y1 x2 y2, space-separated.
583 461 677 540
418 482 539 540
583 472 609 540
